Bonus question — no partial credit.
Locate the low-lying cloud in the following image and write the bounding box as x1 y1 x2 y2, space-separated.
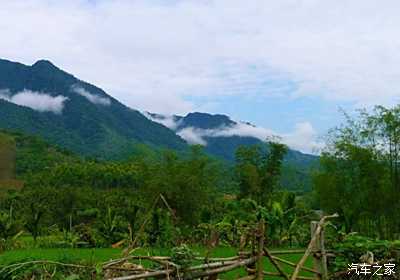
177 127 208 146
0 89 68 114
144 112 182 131
71 85 111 106
177 122 321 154
146 113 321 154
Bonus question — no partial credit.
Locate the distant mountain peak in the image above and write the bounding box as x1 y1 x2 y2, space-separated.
30 59 74 81
32 59 57 69
177 112 236 130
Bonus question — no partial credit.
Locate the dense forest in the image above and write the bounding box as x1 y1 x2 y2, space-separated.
1 105 400 278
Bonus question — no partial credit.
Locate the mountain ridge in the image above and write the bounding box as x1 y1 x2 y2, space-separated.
0 58 187 159
147 111 318 162
0 59 318 165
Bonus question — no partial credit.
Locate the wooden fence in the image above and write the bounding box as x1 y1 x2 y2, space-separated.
102 214 339 280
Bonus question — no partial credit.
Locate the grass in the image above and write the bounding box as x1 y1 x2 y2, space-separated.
0 248 121 265
0 246 314 279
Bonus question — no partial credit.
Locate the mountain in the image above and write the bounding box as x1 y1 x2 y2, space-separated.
148 112 319 191
0 59 187 159
0 58 317 190
148 112 317 164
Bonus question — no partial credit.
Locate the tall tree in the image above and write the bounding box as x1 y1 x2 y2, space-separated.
235 142 287 206
314 106 400 238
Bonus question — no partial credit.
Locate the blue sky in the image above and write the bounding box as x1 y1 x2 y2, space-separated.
1 0 400 153
186 94 348 133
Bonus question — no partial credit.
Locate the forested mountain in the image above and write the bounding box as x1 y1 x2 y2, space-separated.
148 112 318 190
178 112 317 164
0 59 187 159
0 58 317 190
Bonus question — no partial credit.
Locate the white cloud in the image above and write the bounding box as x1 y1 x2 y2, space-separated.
281 122 323 154
209 122 274 140
0 89 68 114
145 110 321 153
71 85 111 106
2 0 400 115
177 127 208 146
146 112 321 153
143 112 182 130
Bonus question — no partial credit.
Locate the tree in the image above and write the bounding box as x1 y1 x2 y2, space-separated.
20 186 54 243
260 142 288 203
314 106 399 238
140 146 218 227
235 142 287 206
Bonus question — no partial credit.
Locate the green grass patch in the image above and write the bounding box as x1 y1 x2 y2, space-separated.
0 248 121 265
0 246 314 280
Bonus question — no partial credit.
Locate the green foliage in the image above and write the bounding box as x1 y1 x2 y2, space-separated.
26 161 142 189
141 146 219 226
0 130 79 178
314 105 400 239
147 208 176 247
332 234 400 272
0 133 16 180
94 207 126 247
2 142 223 247
235 142 288 205
195 196 313 248
171 244 198 269
0 127 317 280
0 211 22 252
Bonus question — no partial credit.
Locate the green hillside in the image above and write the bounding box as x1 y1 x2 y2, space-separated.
0 130 79 178
0 133 16 180
0 59 187 160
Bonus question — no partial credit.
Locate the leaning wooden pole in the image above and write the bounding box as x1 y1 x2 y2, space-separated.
319 225 329 280
256 220 265 280
310 221 322 280
263 248 289 280
290 213 338 280
185 257 258 279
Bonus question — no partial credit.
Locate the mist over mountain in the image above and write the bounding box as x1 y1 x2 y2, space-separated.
146 112 318 190
146 112 317 164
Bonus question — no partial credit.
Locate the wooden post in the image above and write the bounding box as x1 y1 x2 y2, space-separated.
263 248 289 280
319 225 328 280
256 221 265 280
310 221 328 280
310 221 321 280
245 229 257 278
290 214 338 280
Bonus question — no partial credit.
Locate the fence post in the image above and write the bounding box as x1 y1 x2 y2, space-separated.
310 221 328 280
319 225 328 280
256 220 265 280
310 221 321 280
